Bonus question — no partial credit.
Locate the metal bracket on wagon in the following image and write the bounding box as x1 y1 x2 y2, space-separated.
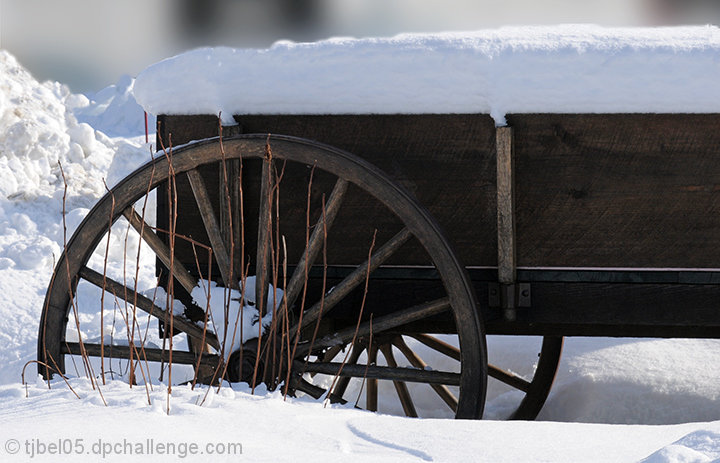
488 283 531 320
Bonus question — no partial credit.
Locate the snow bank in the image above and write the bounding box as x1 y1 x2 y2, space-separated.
0 51 114 201
0 50 150 385
134 25 720 125
0 50 149 273
0 49 117 289
537 338 720 425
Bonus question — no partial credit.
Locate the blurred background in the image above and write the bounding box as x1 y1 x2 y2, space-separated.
1 0 719 93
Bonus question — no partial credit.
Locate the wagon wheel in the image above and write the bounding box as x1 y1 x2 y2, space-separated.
38 134 486 419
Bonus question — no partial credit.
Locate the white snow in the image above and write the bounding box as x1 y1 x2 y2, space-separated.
73 74 154 138
134 25 720 125
1 31 720 461
190 277 279 354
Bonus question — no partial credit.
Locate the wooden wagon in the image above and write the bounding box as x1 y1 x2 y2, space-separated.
35 27 720 419
37 109 720 420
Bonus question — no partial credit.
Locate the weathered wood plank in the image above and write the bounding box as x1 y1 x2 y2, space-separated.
496 126 516 284
162 113 720 270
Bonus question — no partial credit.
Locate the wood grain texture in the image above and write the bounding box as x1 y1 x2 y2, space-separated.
218 158 241 275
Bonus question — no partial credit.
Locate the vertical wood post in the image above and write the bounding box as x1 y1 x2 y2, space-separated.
496 126 516 284
496 126 517 320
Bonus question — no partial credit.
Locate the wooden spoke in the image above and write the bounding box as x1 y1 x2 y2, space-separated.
409 333 460 361
296 227 413 331
63 342 220 367
79 266 219 350
297 360 460 385
327 344 364 400
379 344 418 417
299 297 450 355
366 344 378 412
121 207 198 294
186 168 236 289
255 156 273 316
281 178 348 312
488 364 531 393
393 336 458 412
218 158 240 258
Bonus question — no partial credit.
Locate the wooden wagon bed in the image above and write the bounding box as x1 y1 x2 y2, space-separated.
158 112 720 340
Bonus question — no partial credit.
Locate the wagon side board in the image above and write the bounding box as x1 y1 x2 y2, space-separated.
156 113 720 339
509 113 720 268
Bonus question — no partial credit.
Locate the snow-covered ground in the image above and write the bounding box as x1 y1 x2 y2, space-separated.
2 28 720 461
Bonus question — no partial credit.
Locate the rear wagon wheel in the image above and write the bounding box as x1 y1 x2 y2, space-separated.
38 134 487 419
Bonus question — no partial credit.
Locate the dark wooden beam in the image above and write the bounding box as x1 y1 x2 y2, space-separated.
297 360 461 385
63 342 220 367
